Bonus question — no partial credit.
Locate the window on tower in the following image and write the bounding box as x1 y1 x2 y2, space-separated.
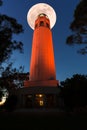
46 23 50 28
40 21 44 26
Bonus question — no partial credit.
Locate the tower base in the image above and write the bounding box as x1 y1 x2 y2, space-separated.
10 86 62 109
24 80 59 87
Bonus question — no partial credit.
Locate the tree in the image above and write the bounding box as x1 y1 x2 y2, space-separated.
0 63 29 91
0 0 3 6
4 94 18 112
66 0 87 55
60 74 87 110
0 1 24 64
0 63 29 108
0 1 25 105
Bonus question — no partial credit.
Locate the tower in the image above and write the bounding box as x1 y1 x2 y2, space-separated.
24 3 59 87
12 3 61 109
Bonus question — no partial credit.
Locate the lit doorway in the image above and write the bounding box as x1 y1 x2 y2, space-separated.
35 94 45 108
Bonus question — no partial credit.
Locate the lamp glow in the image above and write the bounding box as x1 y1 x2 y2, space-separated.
0 97 6 106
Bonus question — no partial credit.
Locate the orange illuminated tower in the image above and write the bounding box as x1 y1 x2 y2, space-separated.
24 3 59 87
11 3 61 109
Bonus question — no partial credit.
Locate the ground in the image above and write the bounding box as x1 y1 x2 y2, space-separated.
0 108 87 129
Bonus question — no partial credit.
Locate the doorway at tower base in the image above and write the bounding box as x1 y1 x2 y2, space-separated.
24 80 59 87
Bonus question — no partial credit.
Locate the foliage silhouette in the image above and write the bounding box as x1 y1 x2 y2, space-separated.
4 94 18 112
60 74 87 110
0 14 24 64
66 0 87 54
0 0 2 6
0 1 24 64
0 1 25 100
0 63 29 91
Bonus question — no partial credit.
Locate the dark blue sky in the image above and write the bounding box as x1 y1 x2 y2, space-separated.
0 0 87 82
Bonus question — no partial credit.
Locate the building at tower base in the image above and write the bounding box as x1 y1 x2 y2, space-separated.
8 3 62 110
10 86 62 109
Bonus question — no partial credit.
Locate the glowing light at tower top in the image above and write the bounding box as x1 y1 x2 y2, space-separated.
27 3 57 30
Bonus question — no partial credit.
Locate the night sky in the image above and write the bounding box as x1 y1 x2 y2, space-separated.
0 0 87 82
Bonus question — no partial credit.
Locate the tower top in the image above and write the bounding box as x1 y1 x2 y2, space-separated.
27 3 56 30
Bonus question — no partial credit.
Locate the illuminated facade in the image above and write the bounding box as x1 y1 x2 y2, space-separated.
11 3 61 109
24 3 59 87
